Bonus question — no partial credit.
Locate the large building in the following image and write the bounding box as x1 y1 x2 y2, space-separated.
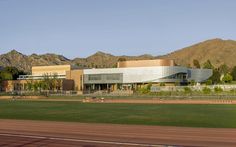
1 59 213 93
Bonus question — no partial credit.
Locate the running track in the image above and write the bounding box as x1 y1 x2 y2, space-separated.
0 119 236 147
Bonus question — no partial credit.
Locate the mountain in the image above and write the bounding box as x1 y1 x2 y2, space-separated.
1 38 236 72
72 51 155 68
162 39 236 68
0 50 70 72
0 50 155 73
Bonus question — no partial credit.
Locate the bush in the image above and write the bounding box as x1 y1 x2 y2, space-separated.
222 73 233 83
214 87 223 93
205 79 212 85
190 80 196 86
202 87 211 94
138 84 152 94
160 83 165 86
184 87 192 93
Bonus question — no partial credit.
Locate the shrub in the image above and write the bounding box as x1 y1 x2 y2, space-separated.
184 87 192 93
138 84 152 94
222 73 233 83
190 80 196 86
214 87 223 93
160 83 165 86
202 87 211 94
205 79 212 85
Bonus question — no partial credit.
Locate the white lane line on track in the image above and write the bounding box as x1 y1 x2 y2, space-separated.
0 133 169 147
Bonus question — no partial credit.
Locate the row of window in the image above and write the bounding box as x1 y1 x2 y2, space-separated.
88 74 121 81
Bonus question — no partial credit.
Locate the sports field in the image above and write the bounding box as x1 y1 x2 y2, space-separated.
0 100 236 128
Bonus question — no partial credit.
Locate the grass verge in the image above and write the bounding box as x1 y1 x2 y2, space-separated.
0 100 236 128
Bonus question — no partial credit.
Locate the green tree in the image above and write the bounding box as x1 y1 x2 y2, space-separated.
190 80 196 86
0 71 13 80
222 73 233 83
203 60 214 69
218 64 229 75
160 83 165 86
33 81 40 91
205 79 213 85
41 73 51 90
210 69 221 84
26 80 34 91
214 87 223 93
118 57 126 62
52 73 62 90
202 87 211 94
231 66 236 81
3 66 26 80
184 87 192 94
193 59 200 68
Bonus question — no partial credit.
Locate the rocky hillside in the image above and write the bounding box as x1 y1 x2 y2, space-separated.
72 52 155 68
1 38 236 72
162 39 236 68
0 50 155 73
0 50 70 73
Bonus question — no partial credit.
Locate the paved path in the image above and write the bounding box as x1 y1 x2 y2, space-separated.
0 119 236 147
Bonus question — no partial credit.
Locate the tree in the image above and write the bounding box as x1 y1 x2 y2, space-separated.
193 59 200 68
160 83 165 86
203 60 214 69
205 79 213 85
184 87 192 94
41 73 51 90
118 57 126 62
26 80 34 91
214 87 223 93
0 71 13 80
210 69 221 84
52 73 62 90
202 87 211 94
190 80 196 86
40 73 62 91
222 73 233 83
231 66 236 81
3 66 26 80
33 81 40 91
218 64 229 75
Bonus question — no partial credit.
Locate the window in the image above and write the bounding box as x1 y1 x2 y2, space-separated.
88 75 101 80
106 74 120 80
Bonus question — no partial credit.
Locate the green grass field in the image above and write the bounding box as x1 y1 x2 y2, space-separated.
0 100 236 128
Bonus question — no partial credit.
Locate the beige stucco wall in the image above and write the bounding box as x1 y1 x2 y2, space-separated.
32 65 71 76
66 70 84 91
117 59 175 68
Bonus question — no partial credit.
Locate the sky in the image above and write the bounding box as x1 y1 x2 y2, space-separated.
0 0 236 59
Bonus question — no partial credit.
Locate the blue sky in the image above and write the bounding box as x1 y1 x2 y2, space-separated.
0 0 235 59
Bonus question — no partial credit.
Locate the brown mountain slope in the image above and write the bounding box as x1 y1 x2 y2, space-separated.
72 51 155 68
0 50 70 72
1 38 236 72
162 39 236 67
0 50 155 72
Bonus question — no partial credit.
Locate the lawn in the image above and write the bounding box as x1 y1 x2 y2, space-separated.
0 100 236 128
